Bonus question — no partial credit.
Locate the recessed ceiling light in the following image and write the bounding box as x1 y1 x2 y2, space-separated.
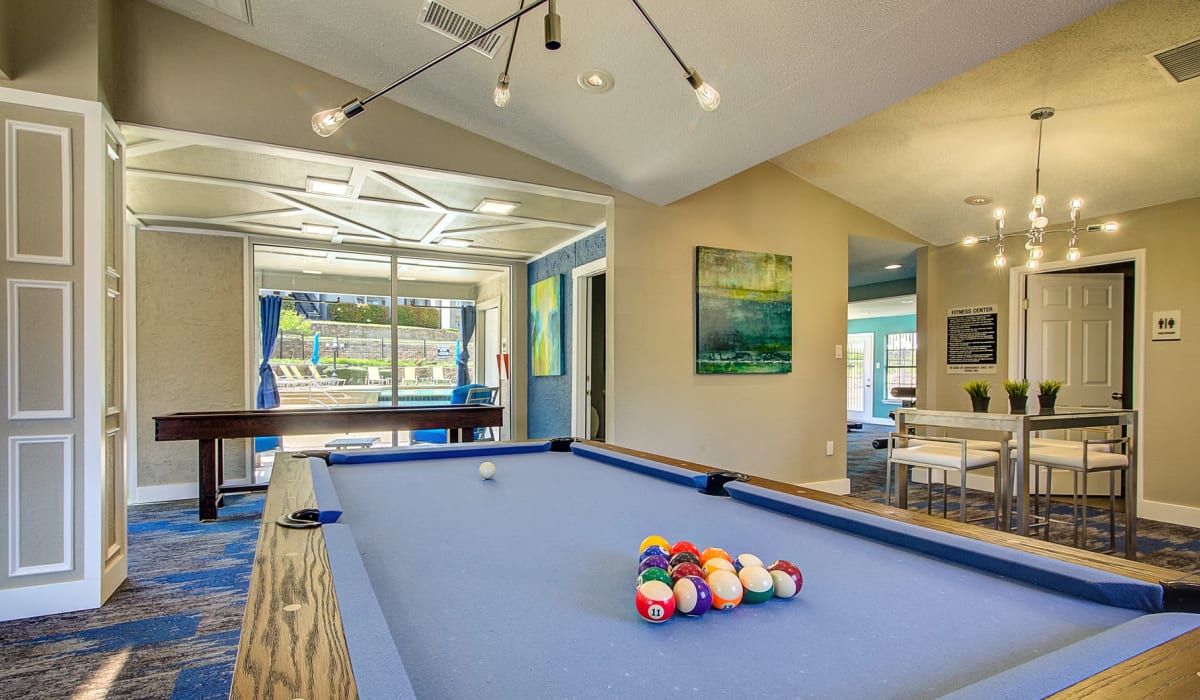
577 69 615 93
901 299 914 304
439 239 472 248
964 195 993 206
301 223 339 236
883 263 902 270
474 198 520 216
301 269 323 275
306 177 352 196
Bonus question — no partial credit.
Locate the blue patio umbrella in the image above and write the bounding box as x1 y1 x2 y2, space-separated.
311 332 321 365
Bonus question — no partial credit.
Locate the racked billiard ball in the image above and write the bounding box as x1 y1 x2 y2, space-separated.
738 565 775 604
638 555 670 574
706 570 743 610
635 580 675 623
669 561 704 582
768 560 804 598
733 553 764 572
669 540 701 560
636 567 673 589
701 558 736 577
668 551 701 569
699 547 732 565
639 535 670 553
673 575 712 616
639 545 671 563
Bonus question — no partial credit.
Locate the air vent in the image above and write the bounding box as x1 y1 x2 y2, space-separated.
1150 37 1200 83
419 1 506 59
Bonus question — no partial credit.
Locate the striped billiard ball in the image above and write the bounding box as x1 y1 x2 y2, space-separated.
635 580 675 623
673 575 712 616
768 560 803 598
738 565 775 604
706 570 743 610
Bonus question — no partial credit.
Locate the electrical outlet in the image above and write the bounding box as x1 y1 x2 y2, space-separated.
835 344 843 359
826 440 834 456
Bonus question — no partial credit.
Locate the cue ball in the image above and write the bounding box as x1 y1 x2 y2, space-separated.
479 461 497 479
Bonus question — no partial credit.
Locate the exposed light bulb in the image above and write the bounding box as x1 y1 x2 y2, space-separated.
993 253 1007 268
1025 238 1035 250
963 236 978 246
493 74 511 108
1033 216 1049 229
1104 221 1118 232
1029 210 1038 222
1070 198 1083 210
686 70 720 111
1032 194 1046 208
311 99 364 138
1026 258 1040 270
1066 247 1081 262
312 107 348 137
993 208 1006 220
1029 246 1044 261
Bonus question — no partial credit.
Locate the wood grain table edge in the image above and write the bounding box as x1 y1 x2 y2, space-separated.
230 452 357 700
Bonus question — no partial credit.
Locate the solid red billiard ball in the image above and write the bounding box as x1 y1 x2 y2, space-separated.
669 540 701 560
768 560 804 598
669 561 704 582
635 580 675 623
673 575 712 616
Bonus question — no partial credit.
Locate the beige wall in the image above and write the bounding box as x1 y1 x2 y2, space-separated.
0 0 11 80
922 196 1200 510
3 0 100 101
611 164 922 485
136 231 246 486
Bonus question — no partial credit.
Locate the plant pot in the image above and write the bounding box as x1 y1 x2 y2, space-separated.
1038 394 1057 413
970 395 990 413
1008 395 1028 414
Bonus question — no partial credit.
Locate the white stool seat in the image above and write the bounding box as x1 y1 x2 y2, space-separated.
891 444 998 469
1030 437 1114 453
1029 447 1128 470
911 438 1003 453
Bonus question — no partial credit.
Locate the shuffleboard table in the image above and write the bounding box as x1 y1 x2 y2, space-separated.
232 440 1200 699
153 404 501 520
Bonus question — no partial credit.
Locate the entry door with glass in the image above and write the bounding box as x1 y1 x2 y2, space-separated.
847 333 874 423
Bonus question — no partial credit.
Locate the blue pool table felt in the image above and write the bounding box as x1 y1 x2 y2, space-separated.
315 442 1198 699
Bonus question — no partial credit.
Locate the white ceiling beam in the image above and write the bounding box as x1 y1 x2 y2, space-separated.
419 214 454 245
443 222 543 236
125 139 191 158
264 192 401 242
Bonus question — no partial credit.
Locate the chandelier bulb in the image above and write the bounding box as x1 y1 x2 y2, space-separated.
493 73 511 108
1029 245 1044 261
993 253 1007 268
1026 258 1040 270
1104 222 1118 233
1066 247 1081 262
311 98 365 138
1033 216 1049 230
993 207 1006 220
1070 198 1083 210
686 70 720 111
963 236 978 246
1032 194 1046 208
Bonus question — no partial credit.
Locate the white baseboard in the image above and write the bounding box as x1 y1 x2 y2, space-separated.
801 478 852 495
131 482 196 505
0 579 100 622
1139 498 1200 529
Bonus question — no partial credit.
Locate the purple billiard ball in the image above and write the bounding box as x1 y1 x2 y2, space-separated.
638 555 670 574
673 575 713 616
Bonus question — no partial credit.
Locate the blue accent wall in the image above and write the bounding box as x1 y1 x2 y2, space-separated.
527 229 605 438
847 314 916 420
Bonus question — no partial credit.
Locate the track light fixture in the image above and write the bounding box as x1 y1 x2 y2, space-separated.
961 108 1117 269
312 0 719 136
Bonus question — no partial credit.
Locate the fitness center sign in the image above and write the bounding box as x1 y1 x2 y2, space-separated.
946 305 997 374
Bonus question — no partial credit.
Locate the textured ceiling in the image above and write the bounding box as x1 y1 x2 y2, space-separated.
146 0 1118 206
774 0 1200 247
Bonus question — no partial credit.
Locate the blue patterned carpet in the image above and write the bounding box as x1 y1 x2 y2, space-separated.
1 440 1196 698
0 494 264 700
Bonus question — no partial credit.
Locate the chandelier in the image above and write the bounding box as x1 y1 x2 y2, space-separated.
312 0 720 138
962 108 1117 270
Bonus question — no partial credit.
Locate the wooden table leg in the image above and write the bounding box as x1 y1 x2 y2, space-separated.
199 438 219 521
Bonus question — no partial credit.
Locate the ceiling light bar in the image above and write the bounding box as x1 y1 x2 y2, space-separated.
305 177 352 196
439 238 472 248
301 222 339 236
312 0 718 135
474 198 521 215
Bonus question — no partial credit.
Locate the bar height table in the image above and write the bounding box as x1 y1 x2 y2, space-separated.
893 407 1138 558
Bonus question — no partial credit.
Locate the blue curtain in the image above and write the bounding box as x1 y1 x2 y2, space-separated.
457 305 477 386
256 295 282 409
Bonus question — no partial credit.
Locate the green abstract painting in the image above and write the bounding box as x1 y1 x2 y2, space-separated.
696 246 792 374
531 275 563 376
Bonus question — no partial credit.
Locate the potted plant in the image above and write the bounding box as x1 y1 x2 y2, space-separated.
1037 379 1063 413
961 380 991 413
1003 378 1030 414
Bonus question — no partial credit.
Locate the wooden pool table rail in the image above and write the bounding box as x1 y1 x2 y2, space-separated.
232 442 1200 699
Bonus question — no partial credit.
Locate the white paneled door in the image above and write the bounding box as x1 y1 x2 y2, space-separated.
847 333 873 423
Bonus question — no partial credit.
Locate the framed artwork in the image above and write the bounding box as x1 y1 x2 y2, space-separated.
695 246 792 374
530 274 563 376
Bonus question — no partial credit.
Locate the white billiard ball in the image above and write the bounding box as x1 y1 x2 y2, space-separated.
479 461 497 480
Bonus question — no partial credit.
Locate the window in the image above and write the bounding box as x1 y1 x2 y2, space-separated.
885 332 917 401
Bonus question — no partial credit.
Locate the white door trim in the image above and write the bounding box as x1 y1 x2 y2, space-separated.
846 332 874 422
571 257 606 438
1007 249 1146 516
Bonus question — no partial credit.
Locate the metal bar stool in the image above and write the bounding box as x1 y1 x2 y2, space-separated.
1029 437 1130 554
886 433 1001 525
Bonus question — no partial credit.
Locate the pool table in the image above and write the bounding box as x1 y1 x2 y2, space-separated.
231 440 1200 699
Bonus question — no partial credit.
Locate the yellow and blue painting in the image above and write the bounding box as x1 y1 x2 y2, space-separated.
531 274 563 376
696 246 792 374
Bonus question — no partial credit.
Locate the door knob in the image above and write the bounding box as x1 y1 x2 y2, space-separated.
1111 392 1124 401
